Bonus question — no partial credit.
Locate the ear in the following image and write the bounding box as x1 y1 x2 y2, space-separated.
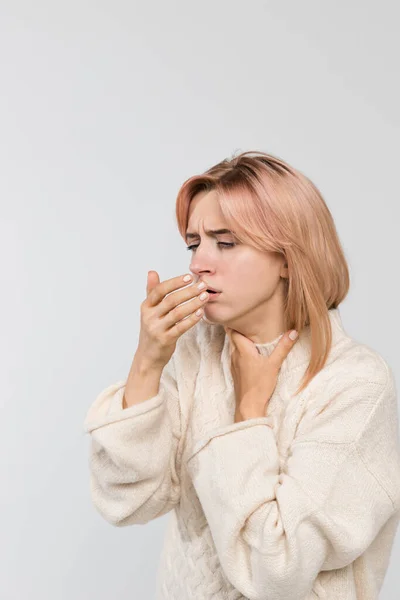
280 260 289 279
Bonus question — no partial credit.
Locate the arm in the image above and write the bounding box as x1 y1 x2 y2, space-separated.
186 363 400 600
118 354 164 411
83 353 182 527
122 367 162 409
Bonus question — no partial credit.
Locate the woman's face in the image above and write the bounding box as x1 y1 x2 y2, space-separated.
186 189 288 341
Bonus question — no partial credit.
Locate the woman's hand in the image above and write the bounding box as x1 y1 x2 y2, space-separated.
224 326 299 422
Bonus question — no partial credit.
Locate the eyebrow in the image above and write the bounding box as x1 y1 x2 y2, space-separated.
185 228 233 241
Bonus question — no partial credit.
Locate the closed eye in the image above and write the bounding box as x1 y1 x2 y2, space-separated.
186 242 236 251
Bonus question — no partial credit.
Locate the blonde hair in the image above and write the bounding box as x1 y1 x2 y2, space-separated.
175 150 350 395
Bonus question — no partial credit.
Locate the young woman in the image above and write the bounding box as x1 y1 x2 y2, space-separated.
84 151 400 600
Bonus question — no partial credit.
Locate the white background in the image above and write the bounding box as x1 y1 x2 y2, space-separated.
1 1 399 598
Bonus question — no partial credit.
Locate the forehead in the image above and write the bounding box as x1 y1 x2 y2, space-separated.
187 189 227 230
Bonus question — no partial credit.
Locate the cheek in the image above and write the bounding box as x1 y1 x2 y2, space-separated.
229 265 281 300
228 256 268 288
222 249 282 296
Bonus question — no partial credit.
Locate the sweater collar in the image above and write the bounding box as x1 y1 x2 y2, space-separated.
222 307 347 374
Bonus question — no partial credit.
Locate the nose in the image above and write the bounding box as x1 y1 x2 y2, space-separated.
189 248 217 282
190 265 214 283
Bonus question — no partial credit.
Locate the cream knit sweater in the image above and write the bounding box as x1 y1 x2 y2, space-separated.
84 308 400 600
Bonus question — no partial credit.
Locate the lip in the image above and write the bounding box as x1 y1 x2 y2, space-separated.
206 291 221 300
200 282 221 293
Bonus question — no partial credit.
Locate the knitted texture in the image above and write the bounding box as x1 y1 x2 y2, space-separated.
84 308 400 600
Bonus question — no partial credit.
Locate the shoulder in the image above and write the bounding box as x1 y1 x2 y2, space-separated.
295 337 397 445
331 337 395 396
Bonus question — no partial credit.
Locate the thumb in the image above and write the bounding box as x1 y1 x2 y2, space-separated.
146 270 160 297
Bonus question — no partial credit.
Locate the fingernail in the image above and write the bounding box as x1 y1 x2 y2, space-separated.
289 330 298 340
183 274 192 282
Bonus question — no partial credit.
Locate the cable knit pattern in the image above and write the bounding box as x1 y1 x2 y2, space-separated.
84 308 400 600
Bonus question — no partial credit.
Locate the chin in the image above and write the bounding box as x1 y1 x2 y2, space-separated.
201 314 220 325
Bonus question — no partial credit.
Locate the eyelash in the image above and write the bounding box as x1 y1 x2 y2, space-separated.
186 242 236 252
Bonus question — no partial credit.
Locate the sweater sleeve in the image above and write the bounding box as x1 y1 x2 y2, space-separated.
186 368 400 600
83 354 182 527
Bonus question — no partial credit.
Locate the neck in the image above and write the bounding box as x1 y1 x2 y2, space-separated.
225 287 287 345
222 307 348 375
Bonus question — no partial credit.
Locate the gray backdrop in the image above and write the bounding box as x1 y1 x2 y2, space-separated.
1 1 399 598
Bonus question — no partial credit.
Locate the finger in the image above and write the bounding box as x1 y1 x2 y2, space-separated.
269 330 299 368
146 270 160 297
146 272 195 307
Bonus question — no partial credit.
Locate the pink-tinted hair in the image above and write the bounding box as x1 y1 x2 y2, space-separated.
175 150 350 395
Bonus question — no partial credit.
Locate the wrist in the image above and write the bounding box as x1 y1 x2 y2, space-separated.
239 410 266 421
131 355 164 378
237 397 266 421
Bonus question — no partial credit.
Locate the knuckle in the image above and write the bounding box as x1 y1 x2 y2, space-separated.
168 297 180 314
162 329 172 344
141 310 150 324
146 323 157 338
169 304 181 320
268 357 280 371
163 293 173 309
146 289 155 303
168 323 180 339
